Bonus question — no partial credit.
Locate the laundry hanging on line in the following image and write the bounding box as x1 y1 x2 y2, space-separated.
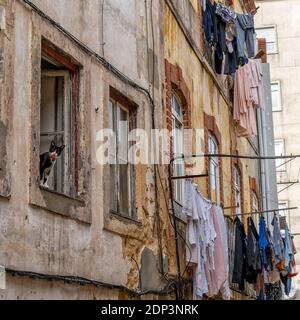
231 213 298 300
181 177 297 300
183 179 230 300
202 0 256 75
202 1 264 139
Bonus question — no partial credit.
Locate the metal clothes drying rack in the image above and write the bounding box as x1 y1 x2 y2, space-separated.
168 153 300 300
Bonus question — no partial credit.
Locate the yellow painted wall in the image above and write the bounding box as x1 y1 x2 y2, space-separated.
164 1 260 216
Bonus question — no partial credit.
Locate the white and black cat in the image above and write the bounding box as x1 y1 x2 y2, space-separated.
40 140 65 188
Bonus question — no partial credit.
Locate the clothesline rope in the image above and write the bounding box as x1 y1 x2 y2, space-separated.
224 207 298 218
170 153 300 165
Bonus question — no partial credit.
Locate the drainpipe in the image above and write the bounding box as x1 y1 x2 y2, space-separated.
257 108 269 226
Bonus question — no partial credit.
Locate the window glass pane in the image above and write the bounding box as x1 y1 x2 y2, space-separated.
209 133 220 203
118 106 128 164
271 83 281 111
267 42 276 53
110 164 117 212
252 192 259 228
119 164 130 215
109 100 132 216
172 93 184 204
108 100 114 130
275 140 285 169
172 94 183 121
234 167 241 215
278 201 289 228
256 27 277 53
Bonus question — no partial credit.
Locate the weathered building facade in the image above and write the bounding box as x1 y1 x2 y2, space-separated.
255 0 300 297
0 0 276 300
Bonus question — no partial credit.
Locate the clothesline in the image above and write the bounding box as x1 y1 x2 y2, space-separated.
168 153 300 299
182 180 297 300
170 153 300 165
224 207 298 219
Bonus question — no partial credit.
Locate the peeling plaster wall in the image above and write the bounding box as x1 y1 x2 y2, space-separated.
0 0 14 198
164 1 260 213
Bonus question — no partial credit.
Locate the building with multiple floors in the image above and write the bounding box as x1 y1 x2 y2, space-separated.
0 0 279 300
255 0 300 297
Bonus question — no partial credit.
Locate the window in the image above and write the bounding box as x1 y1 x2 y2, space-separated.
271 82 282 112
40 46 78 197
251 191 259 229
172 93 184 204
274 139 286 171
233 166 242 215
256 26 278 54
278 201 290 229
109 97 136 218
208 133 220 204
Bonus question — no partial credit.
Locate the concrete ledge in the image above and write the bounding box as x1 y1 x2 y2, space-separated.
30 187 91 225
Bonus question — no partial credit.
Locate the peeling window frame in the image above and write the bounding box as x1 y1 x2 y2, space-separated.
108 95 137 219
103 85 144 237
29 35 91 225
40 43 78 197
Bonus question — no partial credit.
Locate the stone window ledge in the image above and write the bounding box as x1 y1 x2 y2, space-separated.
30 187 91 225
104 211 144 240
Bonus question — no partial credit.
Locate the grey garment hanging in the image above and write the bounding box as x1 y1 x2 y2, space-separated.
272 215 284 265
235 13 255 64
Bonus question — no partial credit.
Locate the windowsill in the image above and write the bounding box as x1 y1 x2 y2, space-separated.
267 52 279 55
30 186 90 225
272 109 283 113
103 209 144 240
39 186 84 203
109 210 142 226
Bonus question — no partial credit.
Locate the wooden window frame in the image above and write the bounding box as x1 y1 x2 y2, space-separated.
204 113 224 205
231 153 244 222
172 92 184 205
208 132 221 204
29 37 91 225
109 87 137 219
41 42 79 194
233 165 242 216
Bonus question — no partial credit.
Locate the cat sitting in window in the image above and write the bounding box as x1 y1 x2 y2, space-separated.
40 140 65 188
